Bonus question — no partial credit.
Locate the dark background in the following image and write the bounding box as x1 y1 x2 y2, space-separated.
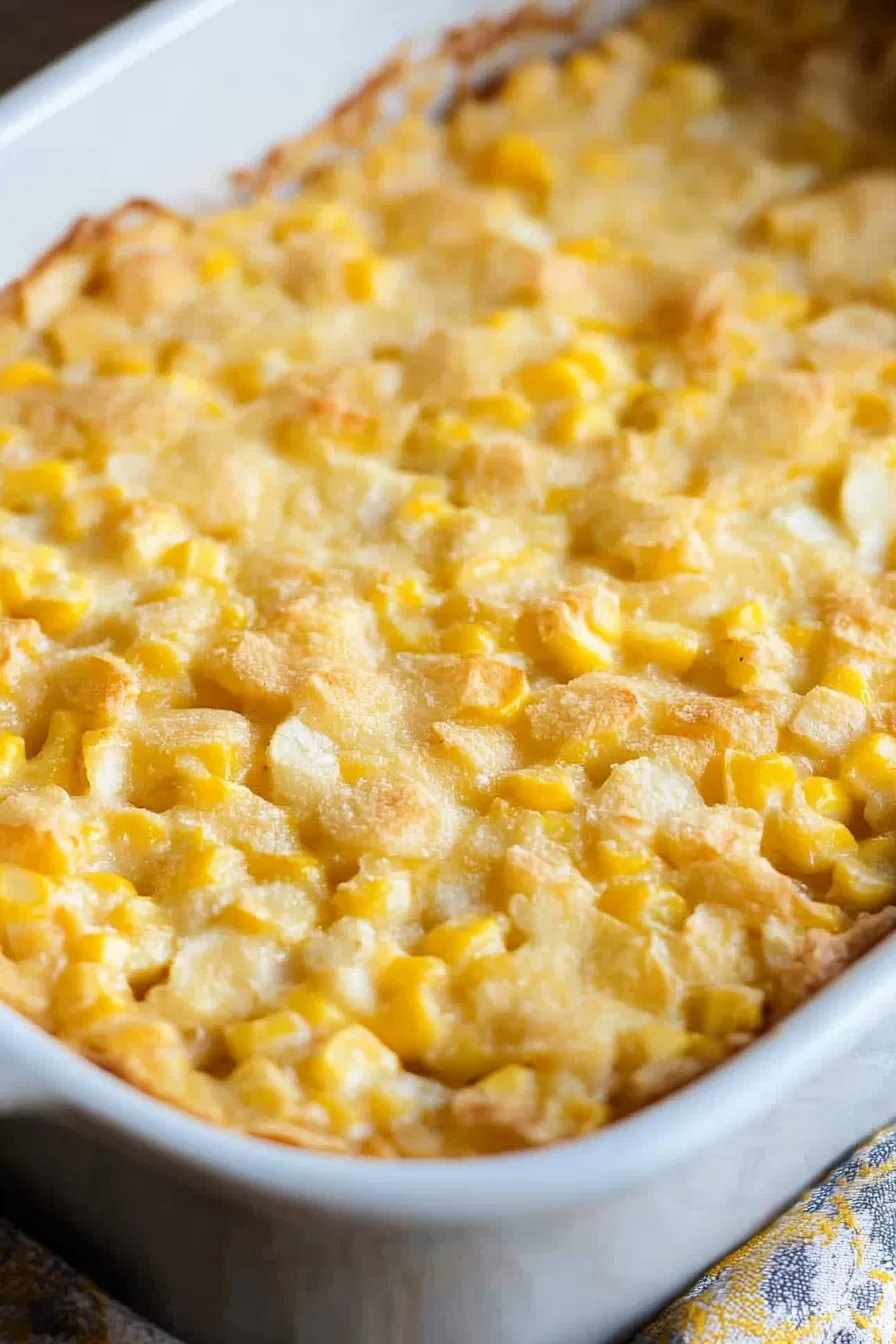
4 1 146 95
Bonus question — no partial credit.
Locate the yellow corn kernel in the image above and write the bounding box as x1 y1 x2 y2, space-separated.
525 587 621 679
579 146 623 177
654 60 724 114
0 426 18 447
229 1057 297 1118
600 878 688 931
766 809 857 876
305 1024 400 1096
344 255 382 303
374 956 448 1061
517 357 591 404
52 963 130 1028
624 620 702 674
498 767 577 813
557 236 614 262
478 133 554 195
70 931 131 971
0 360 56 392
225 1010 311 1064
460 1062 539 1117
98 343 154 376
128 637 187 676
26 710 82 791
590 839 651 879
551 402 614 447
830 836 896 913
162 537 229 580
467 393 533 430
220 357 269 403
24 578 92 638
623 1021 693 1067
200 246 240 283
725 751 798 812
743 290 810 325
440 622 496 657
721 601 767 637
421 916 504 968
273 200 364 243
0 864 53 925
56 485 121 542
698 984 764 1036
3 460 75 510
565 338 620 385
840 733 896 799
0 732 25 784
284 985 347 1035
801 776 852 825
333 872 412 924
822 665 871 705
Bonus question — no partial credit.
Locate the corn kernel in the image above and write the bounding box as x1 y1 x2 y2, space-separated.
766 809 857 876
698 984 764 1035
333 871 412 923
98 343 154 376
52 962 130 1028
3 460 75 510
0 360 56 392
623 1021 693 1067
721 601 767 637
200 247 240 283
225 1010 311 1063
600 878 688 930
743 290 810 325
822 665 871 705
421 916 504 967
467 393 532 429
557 236 614 262
26 710 82 791
284 985 348 1035
654 60 724 115
724 751 798 812
305 1024 400 1096
551 403 614 447
517 357 592 403
229 1056 297 1118
830 836 896 913
801 776 852 825
70 931 131 970
0 864 53 925
344 256 381 303
624 620 702 674
590 840 652 879
162 537 229 580
498 767 577 813
840 733 896 799
441 622 496 656
478 134 554 195
0 732 25 784
579 146 623 177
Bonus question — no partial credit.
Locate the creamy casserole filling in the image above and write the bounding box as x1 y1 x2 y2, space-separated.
0 0 895 1155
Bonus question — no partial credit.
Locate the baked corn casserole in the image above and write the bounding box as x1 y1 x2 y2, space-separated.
2 0 896 1157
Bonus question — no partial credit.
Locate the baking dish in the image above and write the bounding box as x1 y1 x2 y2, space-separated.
2 1 896 1341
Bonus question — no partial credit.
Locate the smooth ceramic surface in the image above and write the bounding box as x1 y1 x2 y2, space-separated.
1 2 895 1340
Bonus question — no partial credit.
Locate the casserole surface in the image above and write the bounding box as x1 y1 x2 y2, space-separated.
2 0 896 1160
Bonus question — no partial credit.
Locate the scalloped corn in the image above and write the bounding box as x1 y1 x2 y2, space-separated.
1 0 896 1157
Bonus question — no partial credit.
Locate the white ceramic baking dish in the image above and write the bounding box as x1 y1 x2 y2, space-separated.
2 3 896 1342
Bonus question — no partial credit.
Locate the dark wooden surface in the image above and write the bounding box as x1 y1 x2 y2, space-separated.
4 1 147 95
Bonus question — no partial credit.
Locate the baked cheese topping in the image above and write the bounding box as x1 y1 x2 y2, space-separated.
0 0 895 1155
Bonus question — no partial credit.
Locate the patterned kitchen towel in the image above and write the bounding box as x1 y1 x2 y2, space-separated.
0 1218 174 1344
5 1126 896 1343
636 1124 896 1344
